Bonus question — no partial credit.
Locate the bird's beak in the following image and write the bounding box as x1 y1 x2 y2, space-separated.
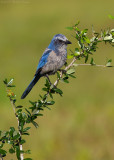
65 40 72 44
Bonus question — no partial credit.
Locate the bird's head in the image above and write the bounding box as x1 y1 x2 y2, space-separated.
48 34 72 51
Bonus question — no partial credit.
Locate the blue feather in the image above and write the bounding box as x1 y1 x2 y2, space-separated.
37 49 52 70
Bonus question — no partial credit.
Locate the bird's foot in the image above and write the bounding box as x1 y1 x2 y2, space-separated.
58 69 66 74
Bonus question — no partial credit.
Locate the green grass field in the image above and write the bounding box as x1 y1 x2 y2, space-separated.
0 0 114 159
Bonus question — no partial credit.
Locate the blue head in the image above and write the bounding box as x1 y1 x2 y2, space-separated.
48 34 71 52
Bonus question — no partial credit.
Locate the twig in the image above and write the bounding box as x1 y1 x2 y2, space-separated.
9 98 24 160
0 154 3 160
54 57 77 86
73 63 114 67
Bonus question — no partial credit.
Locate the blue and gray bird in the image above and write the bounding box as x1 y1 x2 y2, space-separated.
21 34 71 99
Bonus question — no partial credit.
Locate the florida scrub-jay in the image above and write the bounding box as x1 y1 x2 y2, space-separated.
21 34 71 99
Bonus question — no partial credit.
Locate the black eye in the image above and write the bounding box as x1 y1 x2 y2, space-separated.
58 39 63 43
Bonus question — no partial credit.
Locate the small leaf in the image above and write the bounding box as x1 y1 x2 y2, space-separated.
13 131 20 140
61 78 69 83
16 109 22 114
7 78 14 87
75 21 80 26
20 139 26 145
106 59 112 67
32 121 39 128
37 113 43 116
104 34 113 41
66 27 73 30
67 54 74 59
75 48 80 56
0 144 3 149
29 101 36 106
46 101 55 105
9 127 15 136
25 108 31 116
24 150 31 154
16 105 23 109
84 37 90 44
57 72 60 79
42 88 48 92
3 79 8 85
68 74 76 78
108 14 114 19
81 29 88 35
90 58 96 65
54 88 63 96
23 127 31 132
67 68 75 74
9 148 15 154
85 54 89 63
0 148 7 156
112 39 114 42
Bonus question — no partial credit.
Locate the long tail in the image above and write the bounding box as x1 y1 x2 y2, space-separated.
21 76 41 99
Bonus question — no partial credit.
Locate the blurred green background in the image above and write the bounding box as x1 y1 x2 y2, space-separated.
0 0 114 159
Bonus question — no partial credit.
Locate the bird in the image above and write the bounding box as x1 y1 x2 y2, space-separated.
21 34 71 99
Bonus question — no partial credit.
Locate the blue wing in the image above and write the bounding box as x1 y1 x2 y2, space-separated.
37 48 52 71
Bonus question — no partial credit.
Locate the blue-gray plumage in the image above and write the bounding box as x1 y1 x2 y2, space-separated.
21 34 71 99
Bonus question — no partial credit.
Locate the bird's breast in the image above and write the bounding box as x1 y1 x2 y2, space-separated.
40 50 67 75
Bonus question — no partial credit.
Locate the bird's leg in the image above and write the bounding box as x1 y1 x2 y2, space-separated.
64 62 68 67
45 74 56 89
58 69 66 74
45 74 52 85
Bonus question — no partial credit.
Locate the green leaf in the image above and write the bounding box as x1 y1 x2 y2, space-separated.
45 79 50 88
104 34 113 41
9 148 15 154
54 88 63 96
108 14 114 19
68 74 76 78
32 121 39 128
84 37 90 44
90 58 96 65
37 113 43 116
9 127 15 136
106 59 112 67
22 132 30 135
75 48 80 56
25 108 31 116
7 78 15 87
13 131 20 140
29 101 36 106
61 78 69 83
16 105 23 108
23 127 31 132
66 27 73 30
57 72 60 79
20 139 26 145
67 68 75 74
85 54 89 63
49 92 53 99
16 146 20 160
46 101 55 105
81 29 88 35
0 148 7 156
3 79 8 85
16 109 22 114
75 21 80 26
24 150 31 154
42 88 48 92
67 54 74 59
0 144 3 149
